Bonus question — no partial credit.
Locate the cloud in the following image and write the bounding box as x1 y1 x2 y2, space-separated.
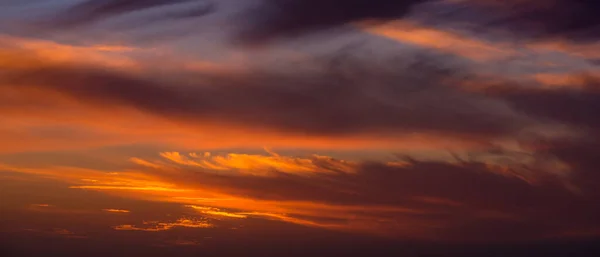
83 149 599 239
30 203 51 208
235 0 428 44
487 76 600 198
113 217 213 232
102 209 131 213
361 21 517 62
484 0 600 42
186 205 248 218
5 144 600 241
147 149 600 239
158 151 355 176
7 35 594 158
50 0 214 28
495 75 600 131
531 73 598 89
2 0 600 249
0 35 139 70
13 0 599 46
424 0 600 43
237 0 600 44
0 45 536 142
70 185 188 192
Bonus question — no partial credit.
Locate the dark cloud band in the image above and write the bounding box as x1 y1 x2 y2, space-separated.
51 0 214 27
236 0 428 44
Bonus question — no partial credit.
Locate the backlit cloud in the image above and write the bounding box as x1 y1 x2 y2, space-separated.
5 143 598 241
360 21 516 62
186 205 248 218
102 209 131 213
158 151 356 176
113 217 213 232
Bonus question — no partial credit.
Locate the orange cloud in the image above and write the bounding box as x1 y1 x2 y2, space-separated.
157 150 356 176
0 79 486 154
0 31 590 240
31 203 52 208
71 185 189 192
0 158 431 236
0 35 139 70
2 144 589 241
0 34 525 155
528 41 600 59
129 158 164 169
113 218 213 232
0 35 236 74
102 209 131 213
186 205 248 218
359 21 517 61
361 20 600 66
240 212 343 228
1 163 196 201
532 73 600 89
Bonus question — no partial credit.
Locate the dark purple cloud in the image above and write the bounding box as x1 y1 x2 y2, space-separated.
490 0 600 42
238 0 600 43
499 77 600 130
235 0 428 44
491 76 600 197
50 0 214 27
28 0 599 43
435 0 600 43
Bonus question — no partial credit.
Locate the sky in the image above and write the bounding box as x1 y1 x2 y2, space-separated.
0 0 599 256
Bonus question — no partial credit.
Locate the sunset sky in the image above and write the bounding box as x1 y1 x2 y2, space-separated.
1 1 599 256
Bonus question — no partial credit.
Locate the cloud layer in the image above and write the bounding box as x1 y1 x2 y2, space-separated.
42 0 600 44
236 0 427 43
0 45 536 141
1 2 600 247
5 146 599 241
51 0 215 27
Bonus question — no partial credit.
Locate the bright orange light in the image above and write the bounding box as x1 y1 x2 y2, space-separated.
113 218 213 232
102 209 131 213
186 205 247 218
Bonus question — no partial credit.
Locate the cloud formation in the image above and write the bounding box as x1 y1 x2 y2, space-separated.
15 0 598 45
140 147 600 239
236 0 428 44
2 3 600 256
238 0 600 43
498 76 600 131
102 209 131 213
476 0 600 42
491 76 600 199
0 46 534 141
7 146 598 241
51 0 214 27
114 218 213 231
